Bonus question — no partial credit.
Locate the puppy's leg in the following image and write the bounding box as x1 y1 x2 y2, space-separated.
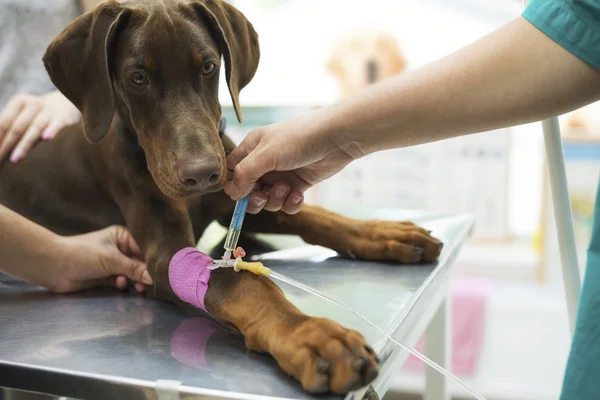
117 193 195 300
241 204 443 263
205 267 379 393
119 196 378 393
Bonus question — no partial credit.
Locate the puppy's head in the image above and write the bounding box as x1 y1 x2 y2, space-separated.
43 0 259 199
328 33 406 96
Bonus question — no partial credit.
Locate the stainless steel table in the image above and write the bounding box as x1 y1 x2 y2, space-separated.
0 211 474 400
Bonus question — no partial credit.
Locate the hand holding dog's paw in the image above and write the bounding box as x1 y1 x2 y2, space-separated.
342 220 443 263
269 317 379 394
52 225 151 293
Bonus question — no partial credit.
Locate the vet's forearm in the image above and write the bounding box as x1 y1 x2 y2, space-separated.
0 205 64 288
321 17 600 156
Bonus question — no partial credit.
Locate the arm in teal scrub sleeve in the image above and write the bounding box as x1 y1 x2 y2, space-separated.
523 0 600 70
226 15 600 212
523 2 600 400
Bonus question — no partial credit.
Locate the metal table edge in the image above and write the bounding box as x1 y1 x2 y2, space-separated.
0 360 293 400
1 214 475 400
367 214 475 398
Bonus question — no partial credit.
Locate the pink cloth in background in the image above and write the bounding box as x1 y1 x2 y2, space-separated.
402 277 490 376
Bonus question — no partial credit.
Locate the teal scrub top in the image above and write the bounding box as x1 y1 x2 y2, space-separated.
522 1 600 399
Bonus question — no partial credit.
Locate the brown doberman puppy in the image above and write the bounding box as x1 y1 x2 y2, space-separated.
0 0 442 394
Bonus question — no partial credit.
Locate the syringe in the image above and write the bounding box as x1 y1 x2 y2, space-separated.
223 194 250 260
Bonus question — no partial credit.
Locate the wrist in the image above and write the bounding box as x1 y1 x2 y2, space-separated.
273 108 343 159
44 234 75 292
5 232 69 291
317 106 368 160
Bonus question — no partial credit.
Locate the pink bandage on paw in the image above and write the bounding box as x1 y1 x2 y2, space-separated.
169 248 214 313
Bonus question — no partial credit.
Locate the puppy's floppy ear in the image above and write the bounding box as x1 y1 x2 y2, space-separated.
327 50 343 79
378 35 407 75
191 0 260 123
43 1 130 143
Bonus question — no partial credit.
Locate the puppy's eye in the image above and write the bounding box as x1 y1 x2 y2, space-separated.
130 72 147 85
202 62 216 75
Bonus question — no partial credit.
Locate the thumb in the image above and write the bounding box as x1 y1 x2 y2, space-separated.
110 225 145 261
227 151 277 200
226 128 277 200
226 128 262 174
103 225 152 285
103 254 153 286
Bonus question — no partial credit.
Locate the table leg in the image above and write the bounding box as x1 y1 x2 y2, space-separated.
542 116 581 335
423 294 451 400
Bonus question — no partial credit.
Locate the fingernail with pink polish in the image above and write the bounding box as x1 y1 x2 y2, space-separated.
10 150 22 163
41 130 54 140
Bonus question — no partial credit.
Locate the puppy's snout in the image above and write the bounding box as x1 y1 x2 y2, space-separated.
176 156 221 191
366 60 378 84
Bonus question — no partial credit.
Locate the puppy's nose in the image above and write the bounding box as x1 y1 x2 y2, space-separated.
176 157 221 190
366 60 378 84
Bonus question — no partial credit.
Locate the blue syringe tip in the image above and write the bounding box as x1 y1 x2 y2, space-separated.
224 195 250 253
230 195 250 230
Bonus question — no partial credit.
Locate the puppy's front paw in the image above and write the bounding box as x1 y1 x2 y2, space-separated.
271 317 379 394
344 220 443 263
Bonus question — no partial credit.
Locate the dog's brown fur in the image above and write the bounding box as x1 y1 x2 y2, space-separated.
0 0 442 394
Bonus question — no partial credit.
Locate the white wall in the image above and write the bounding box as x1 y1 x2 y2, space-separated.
224 0 523 107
